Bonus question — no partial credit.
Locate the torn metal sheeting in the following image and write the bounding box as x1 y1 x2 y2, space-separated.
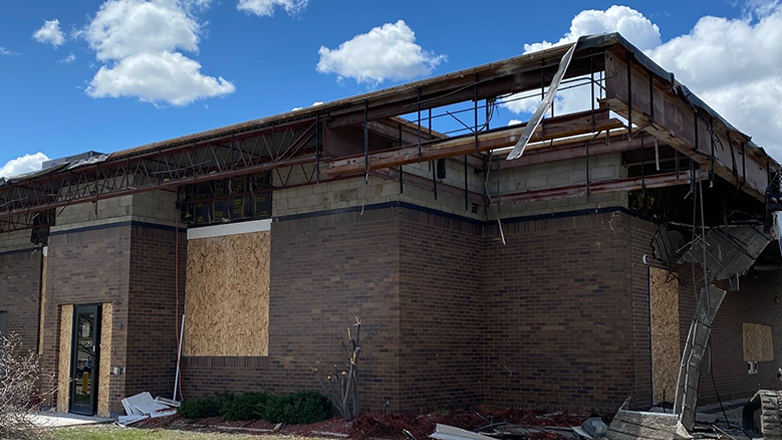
652 224 687 264
573 417 608 440
506 39 580 161
430 424 498 440
674 286 727 432
677 226 771 283
607 398 692 440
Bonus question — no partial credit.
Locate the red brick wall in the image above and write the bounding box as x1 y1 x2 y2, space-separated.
630 215 782 407
398 208 484 412
688 270 782 404
125 224 186 401
182 207 403 411
482 211 640 414
43 224 132 414
0 248 42 351
179 206 668 414
32 204 781 416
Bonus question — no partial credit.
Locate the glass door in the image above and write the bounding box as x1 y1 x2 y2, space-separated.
70 304 101 416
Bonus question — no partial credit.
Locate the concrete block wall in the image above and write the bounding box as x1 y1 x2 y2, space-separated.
54 191 177 231
0 229 39 252
492 153 628 219
273 172 484 221
273 176 398 217
55 196 134 228
404 159 484 195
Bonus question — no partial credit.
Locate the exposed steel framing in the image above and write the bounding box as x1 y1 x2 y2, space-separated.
0 33 778 234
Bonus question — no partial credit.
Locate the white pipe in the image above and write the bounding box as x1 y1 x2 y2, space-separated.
173 314 185 401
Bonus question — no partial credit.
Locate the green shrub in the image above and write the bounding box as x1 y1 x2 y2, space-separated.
259 391 332 424
179 390 331 424
177 397 221 419
178 393 234 419
220 392 269 421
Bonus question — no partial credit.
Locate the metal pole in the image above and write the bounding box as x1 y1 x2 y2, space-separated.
627 53 633 138
363 101 369 184
173 313 185 401
315 114 321 184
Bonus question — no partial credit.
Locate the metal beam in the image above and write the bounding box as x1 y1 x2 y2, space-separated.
325 109 623 177
499 170 705 205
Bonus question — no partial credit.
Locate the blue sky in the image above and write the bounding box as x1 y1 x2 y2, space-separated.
1 0 780 177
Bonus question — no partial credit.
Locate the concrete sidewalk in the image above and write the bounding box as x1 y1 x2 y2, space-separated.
30 412 113 428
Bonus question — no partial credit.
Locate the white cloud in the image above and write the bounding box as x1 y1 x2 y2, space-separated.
508 119 523 126
502 4 782 160
648 8 782 158
0 47 19 56
59 53 77 64
744 0 780 18
81 0 234 106
0 153 50 179
317 20 446 84
86 51 235 106
237 0 307 16
523 6 661 53
84 0 200 61
33 19 66 47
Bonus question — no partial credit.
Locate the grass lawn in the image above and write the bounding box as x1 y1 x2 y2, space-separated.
53 426 306 440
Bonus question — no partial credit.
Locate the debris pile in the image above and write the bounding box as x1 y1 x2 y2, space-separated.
350 407 592 440
117 392 179 426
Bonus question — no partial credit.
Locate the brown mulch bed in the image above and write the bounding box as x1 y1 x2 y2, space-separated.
349 406 590 440
133 407 591 439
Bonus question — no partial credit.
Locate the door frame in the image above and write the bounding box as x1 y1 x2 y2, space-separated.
69 303 102 416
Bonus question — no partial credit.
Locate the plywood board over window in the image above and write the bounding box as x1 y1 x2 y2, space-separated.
743 323 773 361
57 304 73 413
97 303 113 417
185 231 270 357
650 267 680 404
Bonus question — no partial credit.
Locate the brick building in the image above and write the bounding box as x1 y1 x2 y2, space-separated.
1 33 781 418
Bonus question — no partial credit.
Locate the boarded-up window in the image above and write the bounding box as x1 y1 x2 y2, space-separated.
743 323 773 361
650 267 680 403
185 231 270 356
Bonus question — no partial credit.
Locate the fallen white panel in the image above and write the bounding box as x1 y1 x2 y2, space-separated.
149 409 177 419
123 392 170 416
117 414 149 427
154 396 181 408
